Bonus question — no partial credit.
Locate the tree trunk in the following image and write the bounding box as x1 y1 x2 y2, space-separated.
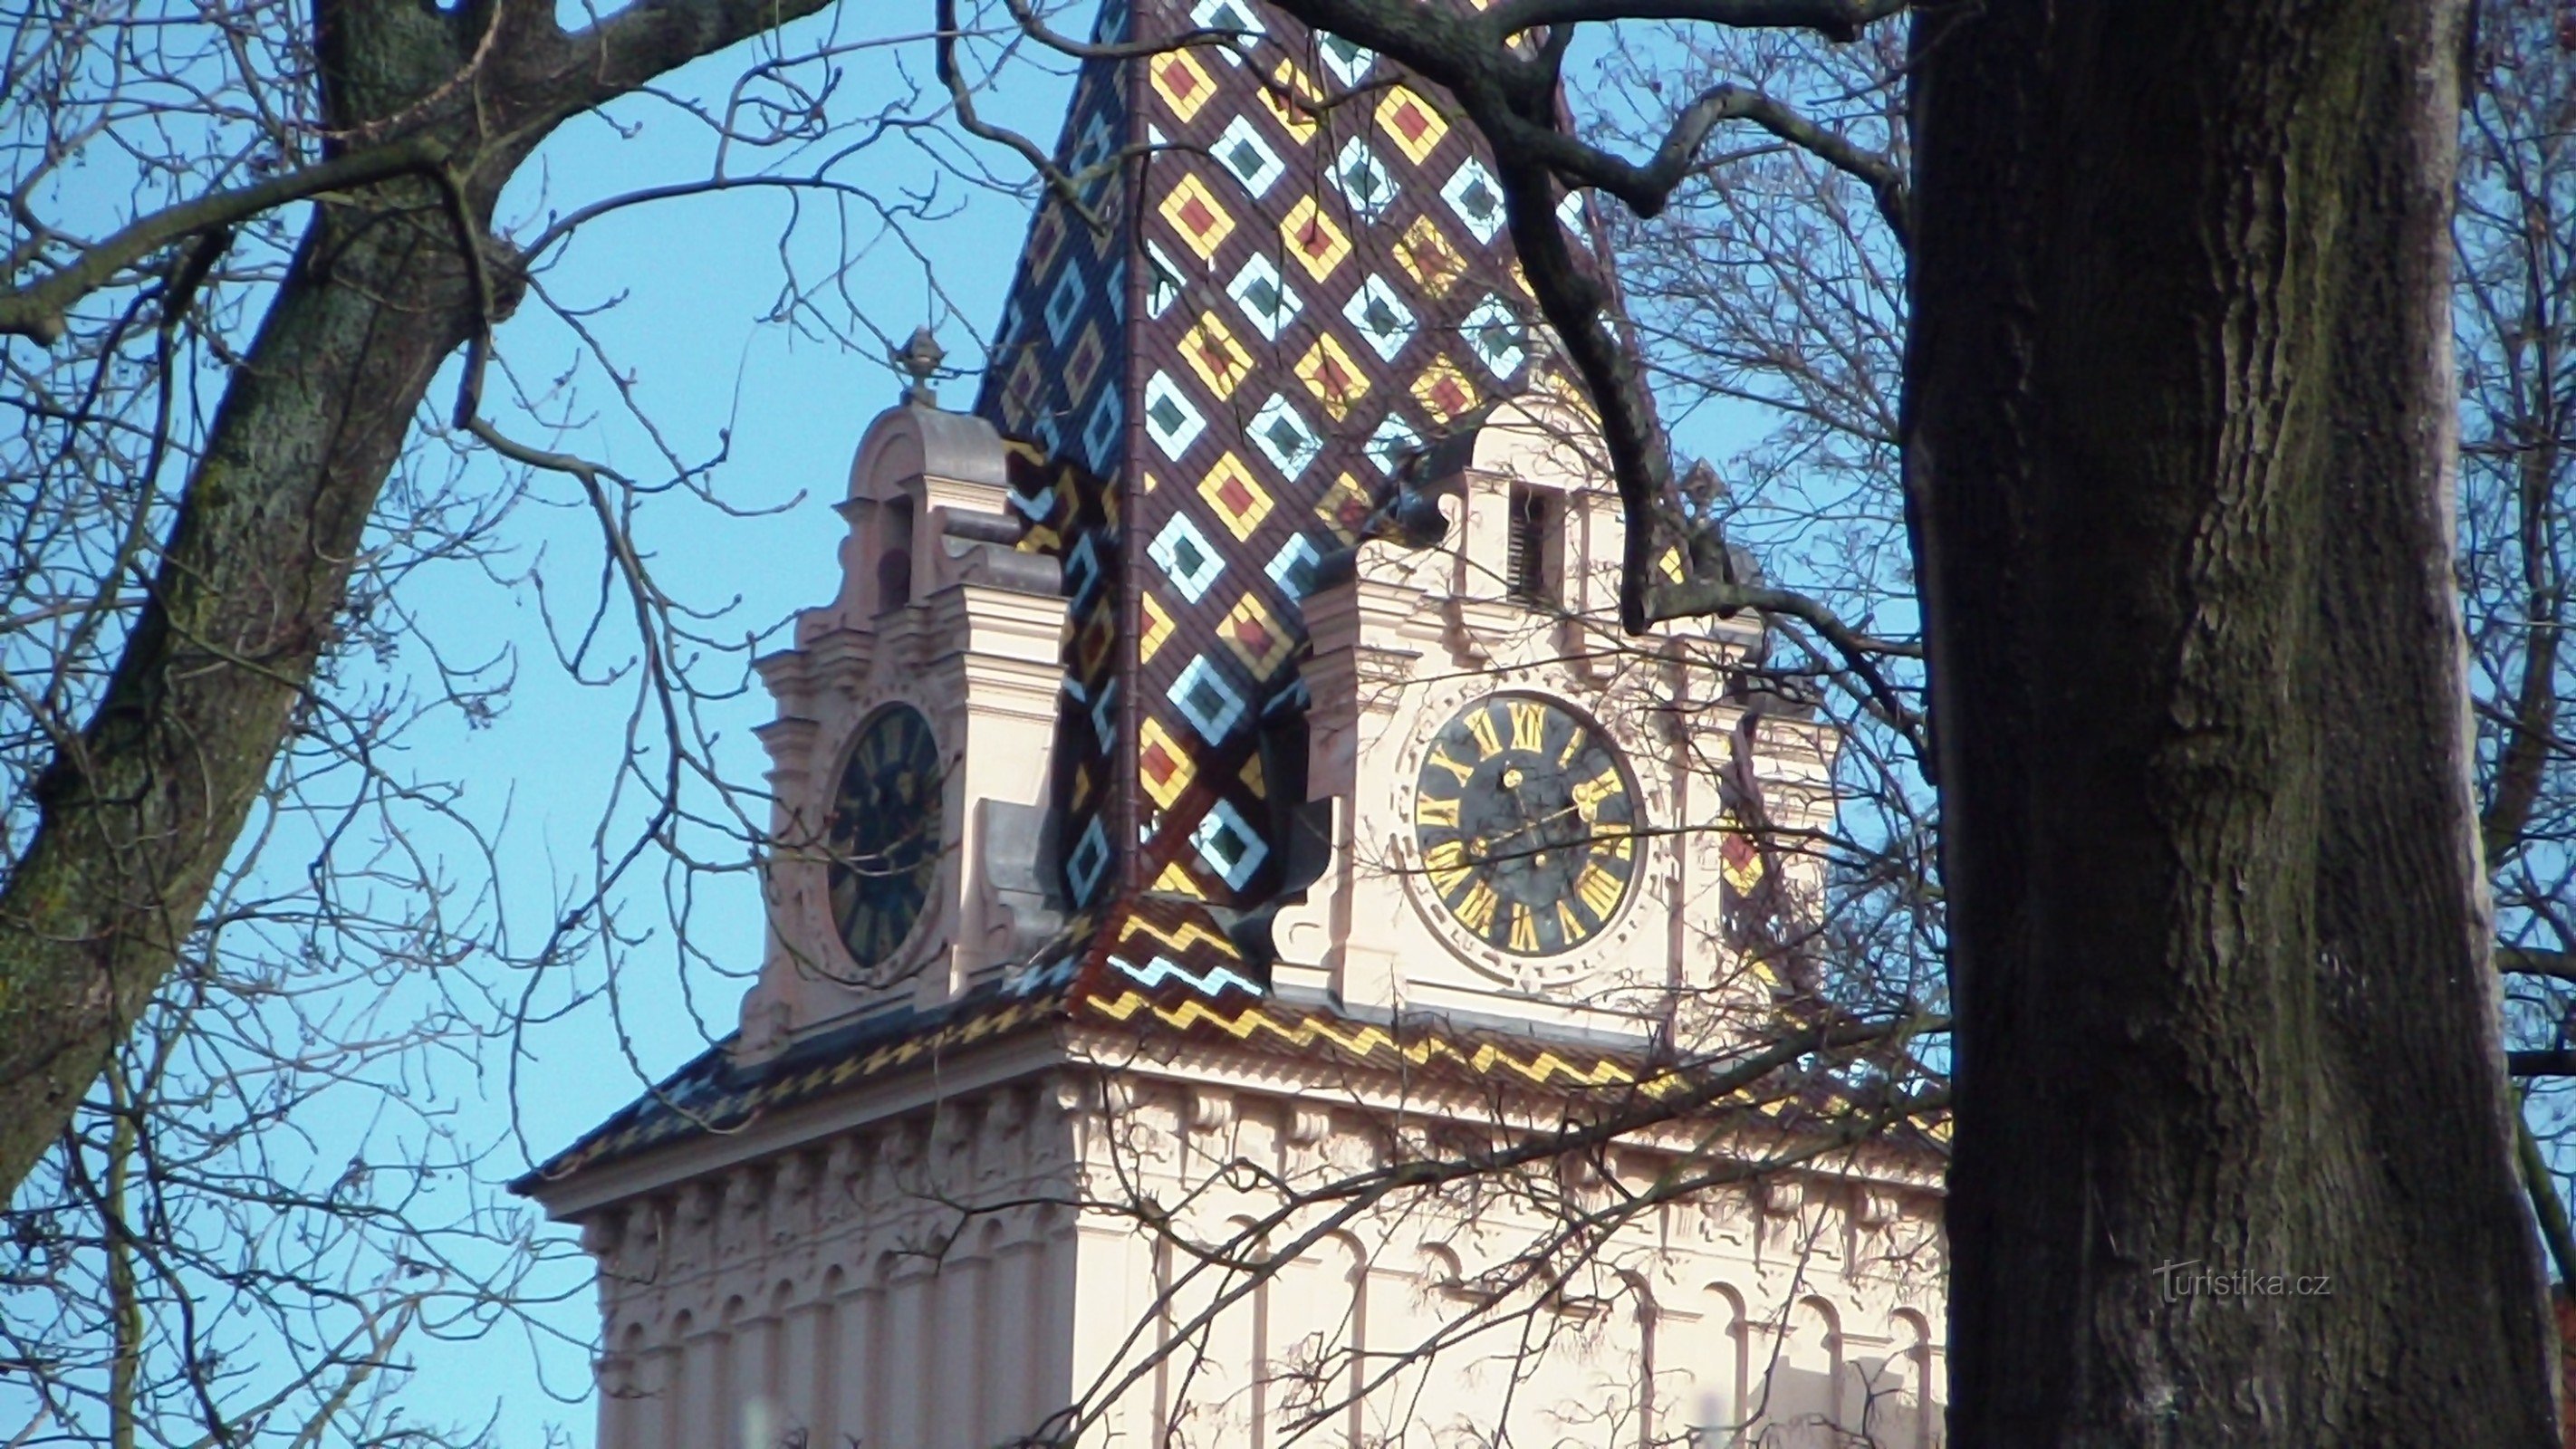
0 185 482 1200
1908 1 2560 1443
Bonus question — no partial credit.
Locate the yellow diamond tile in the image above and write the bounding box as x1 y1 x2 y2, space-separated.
1410 357 1481 426
1375 85 1450 166
1396 215 1467 300
1217 590 1295 679
1179 311 1254 398
1314 471 1371 543
1139 590 1176 662
1139 716 1197 809
1197 451 1274 540
1149 48 1218 123
1294 331 1371 420
1264 59 1322 143
1025 203 1068 281
1063 321 1106 405
1001 346 1046 428
1240 753 1266 799
1152 859 1207 898
1280 195 1352 283
1159 171 1236 261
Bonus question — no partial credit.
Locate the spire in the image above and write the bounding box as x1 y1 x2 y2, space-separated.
974 0 1606 949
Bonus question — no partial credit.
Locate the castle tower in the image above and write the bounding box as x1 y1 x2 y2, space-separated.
517 4 1946 1444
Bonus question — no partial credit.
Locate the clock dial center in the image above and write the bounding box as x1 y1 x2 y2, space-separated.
826 704 944 971
1410 693 1639 959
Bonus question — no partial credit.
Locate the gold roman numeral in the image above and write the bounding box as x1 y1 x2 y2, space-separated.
1425 747 1477 786
1466 705 1504 759
1453 879 1500 935
1577 862 1626 920
1426 840 1473 897
1557 900 1589 944
1508 903 1540 953
1509 699 1550 753
1416 794 1460 830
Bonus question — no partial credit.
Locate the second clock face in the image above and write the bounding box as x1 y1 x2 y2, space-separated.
826 704 943 970
1410 693 1640 957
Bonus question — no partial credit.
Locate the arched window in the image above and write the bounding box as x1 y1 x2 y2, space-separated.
876 494 914 610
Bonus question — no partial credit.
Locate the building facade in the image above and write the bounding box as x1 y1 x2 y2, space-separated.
517 2 1946 1444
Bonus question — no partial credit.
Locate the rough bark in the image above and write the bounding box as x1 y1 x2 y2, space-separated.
1908 0 2558 1442
0 0 837 1204
0 16 491 1204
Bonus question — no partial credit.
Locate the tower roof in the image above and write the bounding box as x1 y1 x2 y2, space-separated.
975 0 1602 948
517 0 1667 1195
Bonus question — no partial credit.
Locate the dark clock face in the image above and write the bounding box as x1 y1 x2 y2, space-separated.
1410 694 1639 956
826 705 943 970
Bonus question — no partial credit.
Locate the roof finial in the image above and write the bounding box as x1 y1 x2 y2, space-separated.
893 325 946 407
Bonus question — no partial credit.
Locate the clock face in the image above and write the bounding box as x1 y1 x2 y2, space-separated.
1410 693 1639 957
826 705 943 970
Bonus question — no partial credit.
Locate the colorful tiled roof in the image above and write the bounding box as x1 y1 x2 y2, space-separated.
520 1 1676 1195
974 0 1603 925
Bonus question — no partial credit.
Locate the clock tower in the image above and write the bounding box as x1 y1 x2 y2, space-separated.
735 381 1072 1059
1278 394 1830 1048
518 5 1943 1446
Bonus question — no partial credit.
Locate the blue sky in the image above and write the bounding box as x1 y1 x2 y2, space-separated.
382 24 1091 1442
3 10 1793 1443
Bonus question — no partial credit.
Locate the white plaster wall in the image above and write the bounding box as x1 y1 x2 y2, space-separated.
568 1063 1943 1449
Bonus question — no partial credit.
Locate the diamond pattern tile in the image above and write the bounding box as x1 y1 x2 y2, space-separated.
1191 0 1264 62
1376 85 1450 165
1217 590 1296 681
1213 113 1287 198
1317 31 1373 86
1179 309 1255 397
1140 590 1177 663
1197 451 1274 540
1461 293 1527 379
1226 252 1303 341
1364 409 1423 474
1267 531 1326 600
1331 136 1397 222
1262 57 1322 143
1247 393 1322 481
1145 241 1183 319
1149 508 1228 601
1442 155 1507 243
1280 194 1352 282
1293 331 1370 420
1396 214 1467 299
1043 260 1088 342
1191 797 1271 890
1081 384 1123 470
1139 716 1197 809
1168 654 1249 744
1343 273 1417 360
1314 471 1372 542
972 0 1612 924
1159 171 1237 260
1409 356 1481 425
1150 48 1218 122
1143 370 1206 460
